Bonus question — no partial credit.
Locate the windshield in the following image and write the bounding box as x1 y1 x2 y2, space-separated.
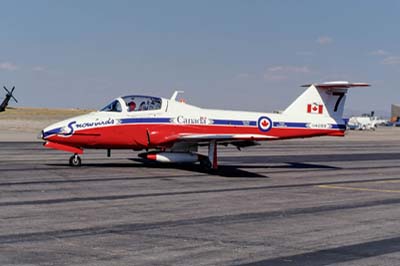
122 96 162 112
100 100 122 112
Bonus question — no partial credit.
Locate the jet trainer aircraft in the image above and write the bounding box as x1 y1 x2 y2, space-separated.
42 81 369 169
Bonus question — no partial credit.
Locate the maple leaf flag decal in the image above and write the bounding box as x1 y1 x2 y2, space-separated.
307 103 323 114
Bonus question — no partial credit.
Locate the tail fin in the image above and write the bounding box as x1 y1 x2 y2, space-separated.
283 81 369 119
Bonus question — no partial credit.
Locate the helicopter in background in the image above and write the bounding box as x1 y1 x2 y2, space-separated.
0 86 18 112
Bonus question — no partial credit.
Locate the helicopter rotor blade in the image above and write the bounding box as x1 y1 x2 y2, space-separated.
3 86 17 102
3 86 11 94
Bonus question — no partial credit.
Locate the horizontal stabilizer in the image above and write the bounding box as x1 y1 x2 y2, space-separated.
284 81 370 119
301 81 370 89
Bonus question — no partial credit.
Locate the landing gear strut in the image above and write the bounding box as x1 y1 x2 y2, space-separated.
200 141 218 171
69 153 82 167
208 140 218 170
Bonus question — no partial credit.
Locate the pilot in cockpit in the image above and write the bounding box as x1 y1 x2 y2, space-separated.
128 101 136 112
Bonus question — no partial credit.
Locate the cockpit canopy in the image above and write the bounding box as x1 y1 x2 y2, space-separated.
100 95 162 113
100 100 123 112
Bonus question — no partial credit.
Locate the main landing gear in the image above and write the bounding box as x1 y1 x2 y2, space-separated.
199 156 212 169
69 153 82 167
199 140 218 171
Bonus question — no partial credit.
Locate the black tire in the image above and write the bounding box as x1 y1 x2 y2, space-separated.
199 158 212 169
69 155 82 167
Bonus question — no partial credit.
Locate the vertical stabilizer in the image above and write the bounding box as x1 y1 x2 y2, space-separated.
283 81 369 119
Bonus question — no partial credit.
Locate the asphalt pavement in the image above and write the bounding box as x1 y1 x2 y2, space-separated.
1 129 400 265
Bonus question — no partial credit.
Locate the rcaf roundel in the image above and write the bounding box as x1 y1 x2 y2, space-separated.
258 116 273 132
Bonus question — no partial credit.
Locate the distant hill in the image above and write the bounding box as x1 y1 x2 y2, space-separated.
0 107 93 121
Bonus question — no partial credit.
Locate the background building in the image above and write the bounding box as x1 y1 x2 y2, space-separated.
391 104 400 122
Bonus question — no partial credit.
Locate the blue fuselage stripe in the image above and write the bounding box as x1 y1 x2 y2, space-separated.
331 124 347 130
213 119 246 126
273 122 308 128
118 118 345 130
120 118 171 124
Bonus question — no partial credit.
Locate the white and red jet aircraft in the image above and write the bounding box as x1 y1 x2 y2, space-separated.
41 81 369 169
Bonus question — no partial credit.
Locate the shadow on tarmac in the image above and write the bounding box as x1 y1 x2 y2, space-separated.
239 235 400 266
47 159 339 178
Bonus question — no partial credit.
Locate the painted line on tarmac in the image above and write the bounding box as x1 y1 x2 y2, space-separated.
374 180 400 184
318 184 400 194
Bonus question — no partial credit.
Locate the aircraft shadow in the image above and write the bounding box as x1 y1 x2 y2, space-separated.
47 161 266 178
47 160 339 179
238 162 340 170
210 162 340 178
121 159 270 178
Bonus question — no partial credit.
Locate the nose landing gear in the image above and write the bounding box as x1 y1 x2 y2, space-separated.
69 154 82 167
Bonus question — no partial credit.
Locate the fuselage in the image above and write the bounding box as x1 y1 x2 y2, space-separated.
42 95 346 151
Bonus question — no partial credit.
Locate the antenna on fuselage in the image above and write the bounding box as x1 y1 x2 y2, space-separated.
170 90 184 101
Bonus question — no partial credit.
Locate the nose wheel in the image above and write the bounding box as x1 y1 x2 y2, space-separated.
69 154 82 167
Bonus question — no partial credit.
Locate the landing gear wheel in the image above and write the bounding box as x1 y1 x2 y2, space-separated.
69 154 82 167
199 158 212 170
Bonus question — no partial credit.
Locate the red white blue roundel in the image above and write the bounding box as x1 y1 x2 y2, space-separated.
258 116 272 132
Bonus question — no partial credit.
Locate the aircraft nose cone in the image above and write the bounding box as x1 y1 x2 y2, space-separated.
41 125 62 140
38 130 45 140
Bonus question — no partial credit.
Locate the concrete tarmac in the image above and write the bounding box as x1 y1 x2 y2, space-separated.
1 128 400 265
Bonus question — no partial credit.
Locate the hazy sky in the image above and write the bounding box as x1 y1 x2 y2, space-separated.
0 0 399 115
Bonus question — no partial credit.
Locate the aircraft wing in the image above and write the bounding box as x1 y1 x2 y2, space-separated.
166 133 276 151
178 133 276 141
177 133 276 147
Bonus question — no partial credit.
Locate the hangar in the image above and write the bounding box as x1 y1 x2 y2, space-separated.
391 104 400 122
